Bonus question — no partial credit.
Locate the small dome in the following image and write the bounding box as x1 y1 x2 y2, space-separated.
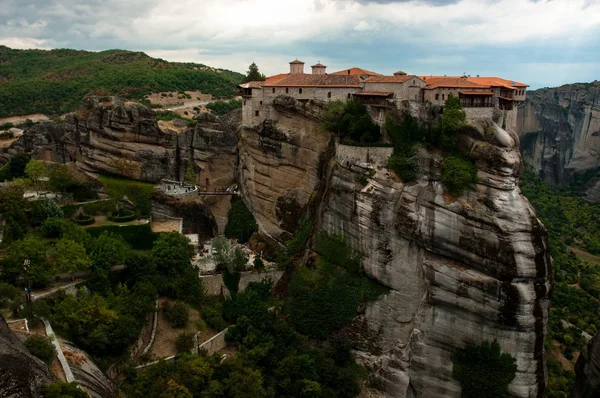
393 70 407 76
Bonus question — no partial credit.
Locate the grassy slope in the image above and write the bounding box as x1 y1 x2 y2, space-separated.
0 46 244 117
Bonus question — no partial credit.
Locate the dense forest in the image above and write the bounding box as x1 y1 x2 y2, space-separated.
520 171 600 397
0 46 244 117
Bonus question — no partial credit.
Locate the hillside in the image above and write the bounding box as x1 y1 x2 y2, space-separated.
0 46 244 118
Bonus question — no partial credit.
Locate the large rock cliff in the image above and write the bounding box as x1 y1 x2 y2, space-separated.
0 316 56 397
517 82 600 201
571 332 600 398
240 97 552 397
5 96 240 187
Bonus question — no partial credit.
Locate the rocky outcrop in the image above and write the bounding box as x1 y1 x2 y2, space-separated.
517 82 600 200
571 332 600 398
0 316 56 397
239 99 552 397
238 98 331 241
4 97 240 187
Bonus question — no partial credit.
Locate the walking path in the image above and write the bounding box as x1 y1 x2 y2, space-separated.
43 319 75 383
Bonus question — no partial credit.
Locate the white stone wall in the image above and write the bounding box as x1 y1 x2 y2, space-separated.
464 107 495 122
263 86 358 102
362 80 425 101
336 144 394 169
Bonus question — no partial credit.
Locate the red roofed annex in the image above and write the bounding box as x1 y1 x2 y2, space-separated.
239 59 528 131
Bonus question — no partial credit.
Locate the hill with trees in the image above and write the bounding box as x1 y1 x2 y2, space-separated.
0 46 244 117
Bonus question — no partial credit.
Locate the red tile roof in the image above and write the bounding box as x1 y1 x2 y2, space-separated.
458 91 494 95
330 67 382 76
420 76 489 89
364 75 417 83
467 77 528 89
353 91 393 97
289 59 304 64
262 73 361 88
312 63 326 67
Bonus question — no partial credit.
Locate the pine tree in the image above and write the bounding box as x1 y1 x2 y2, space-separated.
243 63 266 83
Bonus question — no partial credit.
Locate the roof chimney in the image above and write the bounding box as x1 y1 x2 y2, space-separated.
289 59 305 74
311 62 327 75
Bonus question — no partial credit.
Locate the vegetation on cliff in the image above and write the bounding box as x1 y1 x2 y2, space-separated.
520 170 600 397
452 340 517 398
322 100 382 144
206 99 242 115
224 196 258 244
0 45 244 117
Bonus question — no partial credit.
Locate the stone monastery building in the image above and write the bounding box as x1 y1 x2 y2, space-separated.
239 59 528 129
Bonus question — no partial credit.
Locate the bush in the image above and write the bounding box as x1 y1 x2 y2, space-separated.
86 225 157 250
326 100 381 144
388 153 418 183
452 340 517 398
98 175 154 215
253 256 264 271
441 155 478 196
0 282 19 307
108 208 136 222
43 382 88 398
166 301 189 328
72 215 95 225
176 332 195 353
224 196 258 244
202 307 227 331
206 99 242 115
285 219 312 257
30 198 64 226
24 335 56 364
40 218 74 238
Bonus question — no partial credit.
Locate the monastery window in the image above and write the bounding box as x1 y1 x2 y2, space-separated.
442 94 445 100
347 93 351 99
413 80 415 85
435 94 439 100
243 100 246 105
272 88 275 93
286 88 289 94
255 110 259 116
299 88 303 94
327 92 331 99
260 101 262 105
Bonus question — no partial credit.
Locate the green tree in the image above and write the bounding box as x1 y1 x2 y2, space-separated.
152 232 194 275
184 163 197 186
49 238 91 275
90 232 131 274
160 380 193 398
165 301 189 328
441 155 478 196
176 332 195 353
43 382 88 398
30 198 64 226
213 236 248 295
440 93 466 152
25 159 47 190
2 236 53 287
243 62 266 83
24 334 55 364
0 154 29 182
322 100 346 133
223 196 258 244
0 183 28 244
452 340 517 398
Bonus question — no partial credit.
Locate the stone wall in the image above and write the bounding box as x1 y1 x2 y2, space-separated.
363 80 425 101
192 328 229 356
335 144 393 170
465 107 495 121
200 270 284 296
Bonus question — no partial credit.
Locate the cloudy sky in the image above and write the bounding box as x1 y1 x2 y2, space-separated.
1 0 599 89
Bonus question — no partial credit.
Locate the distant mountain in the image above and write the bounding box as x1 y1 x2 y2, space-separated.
0 46 244 117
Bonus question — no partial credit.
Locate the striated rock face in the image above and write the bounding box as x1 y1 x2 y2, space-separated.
237 98 551 396
517 82 600 200
571 332 600 398
5 97 240 187
0 316 56 397
238 98 331 241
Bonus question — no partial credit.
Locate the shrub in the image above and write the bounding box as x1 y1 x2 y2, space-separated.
202 307 227 331
176 332 195 353
224 196 258 243
40 218 74 238
43 382 88 398
253 256 264 271
86 225 157 250
73 215 95 225
441 155 478 196
0 282 19 307
98 175 154 215
24 335 56 364
108 208 136 222
166 301 189 328
285 219 312 257
327 100 381 144
388 153 418 183
30 198 64 226
452 340 517 398
206 99 242 115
